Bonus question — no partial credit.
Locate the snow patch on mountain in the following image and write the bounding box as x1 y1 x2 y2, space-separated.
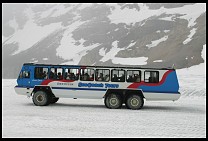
159 15 175 21
100 40 124 62
2 36 8 43
7 20 62 55
8 18 19 32
108 4 165 25
99 47 107 56
164 30 170 33
112 57 148 65
146 35 168 48
51 5 75 17
99 40 148 65
153 60 163 62
3 6 62 55
183 28 197 44
77 3 92 10
165 3 205 28
42 58 48 61
56 20 100 63
40 4 76 18
126 42 136 49
108 3 205 28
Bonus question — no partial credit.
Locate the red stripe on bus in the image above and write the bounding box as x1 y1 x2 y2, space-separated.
41 79 75 85
127 70 173 88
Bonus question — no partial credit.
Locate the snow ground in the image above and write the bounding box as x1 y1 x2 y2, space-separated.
2 78 206 138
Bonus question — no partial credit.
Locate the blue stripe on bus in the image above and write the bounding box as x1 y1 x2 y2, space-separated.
15 86 180 94
51 87 179 94
51 87 107 91
15 86 34 88
142 91 180 94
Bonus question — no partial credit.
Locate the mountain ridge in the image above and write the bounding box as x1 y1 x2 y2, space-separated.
2 3 206 78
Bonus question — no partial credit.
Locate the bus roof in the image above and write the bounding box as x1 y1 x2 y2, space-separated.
23 63 175 70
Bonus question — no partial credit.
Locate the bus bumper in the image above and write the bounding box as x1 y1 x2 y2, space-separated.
14 86 33 96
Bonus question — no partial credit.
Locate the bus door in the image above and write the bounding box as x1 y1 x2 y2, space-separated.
17 66 31 87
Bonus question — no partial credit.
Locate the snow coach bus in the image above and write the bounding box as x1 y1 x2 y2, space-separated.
14 63 181 110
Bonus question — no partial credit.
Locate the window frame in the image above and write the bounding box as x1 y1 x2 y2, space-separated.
111 69 125 82
126 70 141 83
64 68 79 80
144 70 159 83
19 70 30 79
80 68 95 81
49 67 64 80
34 67 49 79
95 69 110 82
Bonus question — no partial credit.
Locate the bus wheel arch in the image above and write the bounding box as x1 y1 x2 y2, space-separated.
32 86 53 106
104 89 123 109
124 90 144 110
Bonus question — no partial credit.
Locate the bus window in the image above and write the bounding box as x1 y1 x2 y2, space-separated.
65 68 79 80
95 69 110 82
127 70 141 82
80 68 94 81
34 67 48 79
111 69 125 82
20 71 30 78
144 71 159 83
49 68 63 80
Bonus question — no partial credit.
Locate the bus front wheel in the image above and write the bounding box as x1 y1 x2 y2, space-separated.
104 93 122 109
32 91 51 106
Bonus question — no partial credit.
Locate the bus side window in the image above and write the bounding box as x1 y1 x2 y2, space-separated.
127 70 141 82
49 68 63 80
35 67 48 79
80 68 94 81
144 71 159 83
65 68 79 80
20 71 30 78
111 69 125 82
95 69 110 82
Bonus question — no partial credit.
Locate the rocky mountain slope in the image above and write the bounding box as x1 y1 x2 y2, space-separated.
2 3 206 78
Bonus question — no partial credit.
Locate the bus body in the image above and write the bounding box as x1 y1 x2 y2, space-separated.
14 63 180 110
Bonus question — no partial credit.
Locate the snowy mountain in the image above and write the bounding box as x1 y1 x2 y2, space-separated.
2 3 206 78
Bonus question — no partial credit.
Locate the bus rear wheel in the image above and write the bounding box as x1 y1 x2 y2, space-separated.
32 91 51 106
125 94 144 110
104 93 122 109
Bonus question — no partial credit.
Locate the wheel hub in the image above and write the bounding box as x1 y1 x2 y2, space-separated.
36 95 44 102
131 98 139 107
110 98 118 106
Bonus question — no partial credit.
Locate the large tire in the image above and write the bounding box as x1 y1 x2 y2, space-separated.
125 94 144 110
32 91 51 106
51 97 59 104
104 93 122 109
